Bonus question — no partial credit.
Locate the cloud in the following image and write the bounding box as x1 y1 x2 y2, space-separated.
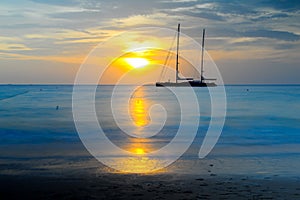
1 0 300 84
163 0 198 2
0 51 84 64
178 10 225 21
108 14 168 28
29 0 79 6
0 36 22 42
243 29 300 41
259 0 300 11
251 12 290 22
0 43 32 51
0 36 32 52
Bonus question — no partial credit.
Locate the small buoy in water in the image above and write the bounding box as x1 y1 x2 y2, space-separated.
246 89 249 92
56 105 59 110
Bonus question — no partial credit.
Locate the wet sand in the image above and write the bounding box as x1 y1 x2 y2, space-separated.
1 156 300 199
1 143 300 199
1 172 300 200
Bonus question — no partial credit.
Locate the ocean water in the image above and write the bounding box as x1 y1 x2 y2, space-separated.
0 85 300 175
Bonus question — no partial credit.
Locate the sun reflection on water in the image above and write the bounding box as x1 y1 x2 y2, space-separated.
102 86 177 173
129 88 150 127
111 87 164 173
108 156 167 174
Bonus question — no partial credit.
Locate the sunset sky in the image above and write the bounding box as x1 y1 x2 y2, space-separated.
1 0 299 84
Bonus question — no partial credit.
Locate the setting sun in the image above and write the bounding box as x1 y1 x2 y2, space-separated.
125 57 149 68
134 148 145 155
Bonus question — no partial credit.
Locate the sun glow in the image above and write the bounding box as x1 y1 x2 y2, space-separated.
134 148 145 155
125 57 149 68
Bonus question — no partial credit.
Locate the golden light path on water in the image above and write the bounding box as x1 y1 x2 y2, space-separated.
129 88 150 127
108 87 167 173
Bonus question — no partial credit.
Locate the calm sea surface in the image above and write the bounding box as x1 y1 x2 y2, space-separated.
0 85 300 175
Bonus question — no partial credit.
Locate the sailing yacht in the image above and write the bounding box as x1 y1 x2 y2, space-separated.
156 24 216 87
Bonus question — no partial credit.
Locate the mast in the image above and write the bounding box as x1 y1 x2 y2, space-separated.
200 29 205 83
176 23 180 83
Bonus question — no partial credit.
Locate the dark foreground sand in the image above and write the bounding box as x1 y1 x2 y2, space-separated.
1 144 300 199
1 173 300 200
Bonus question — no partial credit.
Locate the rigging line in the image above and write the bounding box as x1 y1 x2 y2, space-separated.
157 32 177 82
161 49 174 81
158 33 176 82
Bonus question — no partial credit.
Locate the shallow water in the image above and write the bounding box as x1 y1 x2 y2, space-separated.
0 85 300 175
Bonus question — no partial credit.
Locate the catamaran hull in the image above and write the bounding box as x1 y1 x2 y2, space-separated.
156 81 217 87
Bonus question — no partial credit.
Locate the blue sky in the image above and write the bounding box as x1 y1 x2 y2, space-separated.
0 0 299 84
